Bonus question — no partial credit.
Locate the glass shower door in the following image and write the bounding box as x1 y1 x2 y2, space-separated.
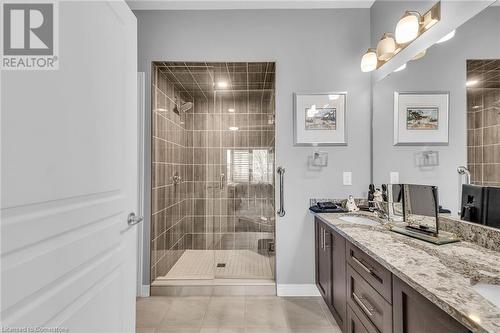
211 62 276 280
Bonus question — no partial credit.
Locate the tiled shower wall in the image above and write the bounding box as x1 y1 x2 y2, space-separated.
467 60 500 186
151 62 276 282
185 89 275 252
150 65 193 282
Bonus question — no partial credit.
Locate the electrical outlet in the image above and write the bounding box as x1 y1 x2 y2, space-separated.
343 172 352 186
390 172 399 184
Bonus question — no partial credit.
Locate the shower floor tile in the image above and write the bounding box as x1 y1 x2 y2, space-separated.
158 250 273 280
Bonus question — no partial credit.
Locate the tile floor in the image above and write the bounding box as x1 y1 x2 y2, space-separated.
136 296 342 333
157 250 273 280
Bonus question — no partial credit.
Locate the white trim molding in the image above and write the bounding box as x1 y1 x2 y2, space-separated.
136 72 147 297
127 0 375 11
139 285 151 297
276 284 321 297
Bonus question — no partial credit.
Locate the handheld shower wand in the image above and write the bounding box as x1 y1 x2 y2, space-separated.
457 166 471 185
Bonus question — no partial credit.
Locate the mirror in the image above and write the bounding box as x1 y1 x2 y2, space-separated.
371 2 500 220
403 184 439 235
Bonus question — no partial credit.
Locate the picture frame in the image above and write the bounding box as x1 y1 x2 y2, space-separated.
293 92 347 146
393 92 449 146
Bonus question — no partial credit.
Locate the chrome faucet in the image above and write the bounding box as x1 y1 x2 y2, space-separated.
369 201 390 221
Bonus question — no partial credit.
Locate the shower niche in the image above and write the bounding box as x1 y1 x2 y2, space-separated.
150 62 276 287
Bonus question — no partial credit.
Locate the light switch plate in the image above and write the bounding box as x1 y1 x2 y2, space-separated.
343 171 352 186
390 171 399 184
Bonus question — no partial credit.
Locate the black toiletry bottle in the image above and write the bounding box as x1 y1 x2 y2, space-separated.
381 184 388 202
368 184 375 207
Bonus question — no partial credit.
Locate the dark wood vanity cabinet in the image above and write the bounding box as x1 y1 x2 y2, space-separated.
315 218 346 330
314 216 470 333
393 276 470 333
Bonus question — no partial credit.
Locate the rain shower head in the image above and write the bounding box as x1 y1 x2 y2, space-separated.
173 101 193 114
179 102 193 113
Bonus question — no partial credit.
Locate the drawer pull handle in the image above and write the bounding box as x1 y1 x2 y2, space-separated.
351 255 382 283
353 292 375 317
352 255 372 274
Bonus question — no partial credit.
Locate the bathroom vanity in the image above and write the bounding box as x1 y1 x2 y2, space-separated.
314 212 500 333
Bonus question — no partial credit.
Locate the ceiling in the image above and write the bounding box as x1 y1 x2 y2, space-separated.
155 61 275 99
128 0 376 10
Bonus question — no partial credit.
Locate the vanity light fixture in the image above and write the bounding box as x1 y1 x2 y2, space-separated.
395 4 440 44
436 30 456 44
377 33 397 61
361 2 440 73
395 11 421 44
394 63 407 72
360 48 378 72
422 3 440 30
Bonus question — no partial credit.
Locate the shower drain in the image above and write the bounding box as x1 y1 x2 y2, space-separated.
216 263 226 268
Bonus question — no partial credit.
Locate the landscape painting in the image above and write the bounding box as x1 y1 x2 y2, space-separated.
406 107 439 130
305 107 336 130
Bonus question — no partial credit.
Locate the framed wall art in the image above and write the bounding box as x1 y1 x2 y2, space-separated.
394 92 449 145
293 92 347 146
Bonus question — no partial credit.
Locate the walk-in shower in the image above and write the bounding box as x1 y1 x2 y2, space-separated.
150 62 276 289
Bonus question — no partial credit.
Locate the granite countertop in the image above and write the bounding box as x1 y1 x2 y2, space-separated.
315 211 500 333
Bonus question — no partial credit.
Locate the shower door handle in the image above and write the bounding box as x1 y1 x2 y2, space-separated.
220 173 225 190
277 167 285 217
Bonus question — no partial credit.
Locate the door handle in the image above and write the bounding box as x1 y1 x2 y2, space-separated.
277 167 285 217
128 212 143 226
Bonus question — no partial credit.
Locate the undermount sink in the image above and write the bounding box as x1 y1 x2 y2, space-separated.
472 283 500 307
338 216 379 226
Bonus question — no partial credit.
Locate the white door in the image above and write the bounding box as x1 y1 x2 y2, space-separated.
1 1 138 332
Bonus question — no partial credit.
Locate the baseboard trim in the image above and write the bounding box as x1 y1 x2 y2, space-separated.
139 285 150 297
276 284 320 297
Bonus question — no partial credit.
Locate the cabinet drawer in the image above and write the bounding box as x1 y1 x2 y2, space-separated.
347 241 392 303
347 265 392 333
347 305 379 333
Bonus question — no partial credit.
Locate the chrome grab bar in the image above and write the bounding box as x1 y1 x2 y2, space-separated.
352 292 375 317
277 167 285 217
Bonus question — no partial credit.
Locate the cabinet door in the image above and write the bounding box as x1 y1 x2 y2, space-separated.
331 228 347 329
315 219 331 303
393 276 469 333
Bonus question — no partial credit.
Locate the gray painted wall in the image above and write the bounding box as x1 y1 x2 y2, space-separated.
135 9 372 285
372 7 500 212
